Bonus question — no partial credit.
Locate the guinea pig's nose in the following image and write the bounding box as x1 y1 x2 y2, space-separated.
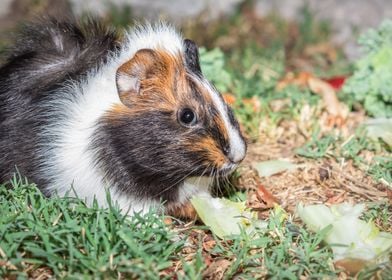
228 151 245 164
222 145 230 156
222 140 247 164
226 147 246 164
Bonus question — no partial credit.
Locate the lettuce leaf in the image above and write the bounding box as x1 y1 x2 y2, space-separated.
297 203 392 262
190 194 266 239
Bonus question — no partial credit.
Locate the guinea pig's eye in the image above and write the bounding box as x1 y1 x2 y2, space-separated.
178 108 197 126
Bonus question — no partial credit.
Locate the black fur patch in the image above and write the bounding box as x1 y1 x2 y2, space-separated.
226 104 241 130
184 39 202 76
0 18 119 187
92 111 211 202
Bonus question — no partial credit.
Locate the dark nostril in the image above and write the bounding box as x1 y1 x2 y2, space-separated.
222 145 230 156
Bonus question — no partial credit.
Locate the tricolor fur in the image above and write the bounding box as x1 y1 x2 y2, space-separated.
0 19 246 215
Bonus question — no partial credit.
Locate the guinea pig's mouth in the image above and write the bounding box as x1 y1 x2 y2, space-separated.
195 162 238 178
215 162 238 177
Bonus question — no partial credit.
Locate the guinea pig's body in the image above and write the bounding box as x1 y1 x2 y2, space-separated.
0 19 246 215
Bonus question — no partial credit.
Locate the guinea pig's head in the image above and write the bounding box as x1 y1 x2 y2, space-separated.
100 39 246 201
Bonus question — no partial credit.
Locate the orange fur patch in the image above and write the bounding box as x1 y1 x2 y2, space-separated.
116 49 188 114
165 201 197 220
190 137 226 168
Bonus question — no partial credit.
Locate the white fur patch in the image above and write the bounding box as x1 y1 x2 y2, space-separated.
40 23 184 214
179 176 213 204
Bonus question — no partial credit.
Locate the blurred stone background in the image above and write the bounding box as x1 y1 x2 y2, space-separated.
0 0 391 59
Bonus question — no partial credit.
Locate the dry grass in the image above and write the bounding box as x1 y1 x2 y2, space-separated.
237 108 389 215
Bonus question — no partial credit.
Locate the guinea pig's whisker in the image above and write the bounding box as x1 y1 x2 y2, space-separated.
196 163 211 187
216 171 224 197
152 159 205 199
212 169 219 196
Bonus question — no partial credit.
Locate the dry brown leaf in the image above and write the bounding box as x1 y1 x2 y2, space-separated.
202 259 231 280
202 235 216 252
243 96 262 112
222 93 236 105
307 75 346 127
203 252 213 267
387 189 392 203
276 71 311 90
325 191 348 204
255 183 280 208
247 192 264 209
334 258 369 276
159 265 177 279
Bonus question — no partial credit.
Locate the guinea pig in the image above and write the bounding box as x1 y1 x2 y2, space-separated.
0 18 247 217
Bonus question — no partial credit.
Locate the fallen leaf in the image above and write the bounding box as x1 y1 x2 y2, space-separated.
323 76 347 91
334 258 369 275
308 75 348 127
243 96 262 112
202 238 216 252
191 194 267 239
325 192 347 204
247 192 264 210
203 252 213 266
387 190 392 205
276 72 311 90
255 183 280 208
297 203 392 274
253 159 302 177
159 262 177 278
307 76 341 115
202 259 231 280
222 93 236 105
364 118 392 147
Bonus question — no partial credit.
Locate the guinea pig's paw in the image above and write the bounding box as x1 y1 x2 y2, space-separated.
165 201 198 221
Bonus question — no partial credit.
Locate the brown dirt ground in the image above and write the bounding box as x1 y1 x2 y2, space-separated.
239 113 389 211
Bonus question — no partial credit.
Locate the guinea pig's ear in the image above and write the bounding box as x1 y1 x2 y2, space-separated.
184 39 202 76
116 49 158 105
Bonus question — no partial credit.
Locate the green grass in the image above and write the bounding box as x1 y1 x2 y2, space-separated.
0 176 183 279
368 156 392 185
361 202 392 232
0 175 340 279
296 131 337 159
295 128 391 185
